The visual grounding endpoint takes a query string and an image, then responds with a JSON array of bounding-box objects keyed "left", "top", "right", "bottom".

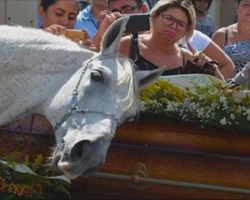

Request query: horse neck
[
  {"left": 0, "top": 26, "right": 95, "bottom": 125},
  {"left": 0, "top": 26, "right": 95, "bottom": 75}
]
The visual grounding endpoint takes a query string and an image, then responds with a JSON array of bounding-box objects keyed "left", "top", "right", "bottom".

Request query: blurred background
[{"left": 0, "top": 0, "right": 237, "bottom": 30}]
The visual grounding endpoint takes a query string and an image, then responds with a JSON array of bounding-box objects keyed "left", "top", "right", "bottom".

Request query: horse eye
[{"left": 91, "top": 70, "right": 103, "bottom": 82}]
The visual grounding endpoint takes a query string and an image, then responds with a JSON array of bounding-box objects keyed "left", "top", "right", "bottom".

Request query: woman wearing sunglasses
[
  {"left": 108, "top": 0, "right": 148, "bottom": 14},
  {"left": 119, "top": 0, "right": 224, "bottom": 79}
]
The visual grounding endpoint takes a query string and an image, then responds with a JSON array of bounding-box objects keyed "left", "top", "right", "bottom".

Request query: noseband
[{"left": 55, "top": 58, "right": 119, "bottom": 130}]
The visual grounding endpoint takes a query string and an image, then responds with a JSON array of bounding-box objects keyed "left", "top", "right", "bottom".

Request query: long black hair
[{"left": 40, "top": 0, "right": 79, "bottom": 12}]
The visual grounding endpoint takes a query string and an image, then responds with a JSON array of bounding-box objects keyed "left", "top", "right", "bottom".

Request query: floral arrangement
[
  {"left": 139, "top": 76, "right": 250, "bottom": 132},
  {"left": 0, "top": 153, "right": 71, "bottom": 200}
]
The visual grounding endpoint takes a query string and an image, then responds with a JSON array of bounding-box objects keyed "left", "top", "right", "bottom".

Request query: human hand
[
  {"left": 60, "top": 29, "right": 89, "bottom": 42},
  {"left": 43, "top": 24, "right": 66, "bottom": 35},
  {"left": 187, "top": 42, "right": 211, "bottom": 66},
  {"left": 187, "top": 42, "right": 224, "bottom": 80},
  {"left": 93, "top": 11, "right": 122, "bottom": 52},
  {"left": 97, "top": 11, "right": 122, "bottom": 34},
  {"left": 81, "top": 39, "right": 98, "bottom": 52}
]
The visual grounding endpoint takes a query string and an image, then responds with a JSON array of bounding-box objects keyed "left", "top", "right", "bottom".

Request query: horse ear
[
  {"left": 135, "top": 67, "right": 166, "bottom": 90},
  {"left": 100, "top": 16, "right": 129, "bottom": 56}
]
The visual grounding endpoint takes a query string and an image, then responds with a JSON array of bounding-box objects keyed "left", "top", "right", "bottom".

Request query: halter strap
[
  {"left": 55, "top": 107, "right": 118, "bottom": 130},
  {"left": 55, "top": 58, "right": 119, "bottom": 130}
]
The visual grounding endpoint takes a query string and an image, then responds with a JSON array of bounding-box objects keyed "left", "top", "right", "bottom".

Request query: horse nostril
[{"left": 70, "top": 140, "right": 90, "bottom": 162}]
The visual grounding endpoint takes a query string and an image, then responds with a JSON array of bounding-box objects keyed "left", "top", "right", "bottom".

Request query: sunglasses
[{"left": 111, "top": 5, "right": 140, "bottom": 14}]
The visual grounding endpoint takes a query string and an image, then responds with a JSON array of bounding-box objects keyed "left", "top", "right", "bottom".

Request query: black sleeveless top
[{"left": 129, "top": 36, "right": 184, "bottom": 76}]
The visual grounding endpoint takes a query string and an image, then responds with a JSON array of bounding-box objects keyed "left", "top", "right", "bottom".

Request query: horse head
[{"left": 48, "top": 17, "right": 165, "bottom": 179}]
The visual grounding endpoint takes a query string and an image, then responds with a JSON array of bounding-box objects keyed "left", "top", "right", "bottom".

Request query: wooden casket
[
  {"left": 68, "top": 117, "right": 250, "bottom": 200},
  {"left": 3, "top": 115, "right": 249, "bottom": 200}
]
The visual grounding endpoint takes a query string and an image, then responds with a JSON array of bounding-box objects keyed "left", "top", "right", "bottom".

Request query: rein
[{"left": 55, "top": 58, "right": 119, "bottom": 130}]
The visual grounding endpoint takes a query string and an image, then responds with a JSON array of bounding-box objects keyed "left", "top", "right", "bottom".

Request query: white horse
[
  {"left": 232, "top": 62, "right": 250, "bottom": 88},
  {"left": 0, "top": 17, "right": 165, "bottom": 179}
]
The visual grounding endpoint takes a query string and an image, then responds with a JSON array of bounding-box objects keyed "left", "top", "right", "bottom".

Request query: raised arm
[
  {"left": 203, "top": 39, "right": 234, "bottom": 80},
  {"left": 92, "top": 11, "right": 121, "bottom": 52}
]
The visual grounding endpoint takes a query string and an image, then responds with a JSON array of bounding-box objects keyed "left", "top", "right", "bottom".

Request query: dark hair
[
  {"left": 107, "top": 0, "right": 144, "bottom": 8},
  {"left": 191, "top": 0, "right": 213, "bottom": 11},
  {"left": 40, "top": 0, "right": 79, "bottom": 12},
  {"left": 237, "top": 0, "right": 242, "bottom": 5}
]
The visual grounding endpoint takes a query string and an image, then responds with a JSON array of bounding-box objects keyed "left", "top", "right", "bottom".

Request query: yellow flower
[
  {"left": 0, "top": 176, "right": 6, "bottom": 192},
  {"left": 159, "top": 97, "right": 169, "bottom": 104},
  {"left": 139, "top": 78, "right": 250, "bottom": 131}
]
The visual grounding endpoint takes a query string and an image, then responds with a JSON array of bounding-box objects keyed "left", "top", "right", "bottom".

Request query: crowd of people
[{"left": 37, "top": 0, "right": 250, "bottom": 87}]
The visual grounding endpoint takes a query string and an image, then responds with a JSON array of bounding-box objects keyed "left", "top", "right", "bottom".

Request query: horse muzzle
[{"left": 53, "top": 132, "right": 112, "bottom": 179}]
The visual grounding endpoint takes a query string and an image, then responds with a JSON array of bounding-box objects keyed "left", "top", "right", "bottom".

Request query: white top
[{"left": 180, "top": 30, "right": 211, "bottom": 52}]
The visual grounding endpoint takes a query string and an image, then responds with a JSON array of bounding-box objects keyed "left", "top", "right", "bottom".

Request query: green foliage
[{"left": 0, "top": 154, "right": 71, "bottom": 200}]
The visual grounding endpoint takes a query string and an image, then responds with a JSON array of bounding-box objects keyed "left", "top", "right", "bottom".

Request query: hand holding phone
[
  {"left": 124, "top": 13, "right": 150, "bottom": 33},
  {"left": 60, "top": 29, "right": 89, "bottom": 42}
]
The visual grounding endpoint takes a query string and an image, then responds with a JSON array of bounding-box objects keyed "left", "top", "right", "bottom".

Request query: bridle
[{"left": 54, "top": 58, "right": 119, "bottom": 130}]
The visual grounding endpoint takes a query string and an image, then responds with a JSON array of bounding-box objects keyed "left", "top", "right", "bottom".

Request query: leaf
[
  {"left": 0, "top": 160, "right": 71, "bottom": 183},
  {"left": 0, "top": 160, "right": 36, "bottom": 175}
]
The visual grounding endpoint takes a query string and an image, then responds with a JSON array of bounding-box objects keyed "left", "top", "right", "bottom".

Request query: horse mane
[{"left": 117, "top": 56, "right": 139, "bottom": 117}]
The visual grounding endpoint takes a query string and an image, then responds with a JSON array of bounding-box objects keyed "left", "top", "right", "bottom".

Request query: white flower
[
  {"left": 248, "top": 115, "right": 250, "bottom": 121},
  {"left": 220, "top": 96, "right": 226, "bottom": 102},
  {"left": 223, "top": 102, "right": 228, "bottom": 109},
  {"left": 197, "top": 107, "right": 204, "bottom": 118},
  {"left": 166, "top": 103, "right": 175, "bottom": 112},
  {"left": 220, "top": 117, "right": 227, "bottom": 125},
  {"left": 210, "top": 102, "right": 218, "bottom": 109}
]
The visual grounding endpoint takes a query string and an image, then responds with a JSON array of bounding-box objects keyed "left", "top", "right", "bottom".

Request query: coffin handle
[{"left": 127, "top": 162, "right": 152, "bottom": 190}]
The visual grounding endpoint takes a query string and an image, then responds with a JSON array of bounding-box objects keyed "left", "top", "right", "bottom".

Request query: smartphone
[
  {"left": 124, "top": 13, "right": 150, "bottom": 33},
  {"left": 60, "top": 29, "right": 88, "bottom": 42}
]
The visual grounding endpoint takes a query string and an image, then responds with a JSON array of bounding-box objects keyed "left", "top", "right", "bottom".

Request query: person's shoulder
[
  {"left": 121, "top": 34, "right": 132, "bottom": 43},
  {"left": 215, "top": 24, "right": 234, "bottom": 35},
  {"left": 206, "top": 14, "right": 215, "bottom": 20},
  {"left": 212, "top": 26, "right": 231, "bottom": 47},
  {"left": 74, "top": 17, "right": 93, "bottom": 29},
  {"left": 74, "top": 6, "right": 97, "bottom": 30},
  {"left": 77, "top": 5, "right": 92, "bottom": 19},
  {"left": 120, "top": 34, "right": 134, "bottom": 57},
  {"left": 212, "top": 26, "right": 229, "bottom": 38},
  {"left": 190, "top": 30, "right": 211, "bottom": 51},
  {"left": 120, "top": 33, "right": 148, "bottom": 57}
]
